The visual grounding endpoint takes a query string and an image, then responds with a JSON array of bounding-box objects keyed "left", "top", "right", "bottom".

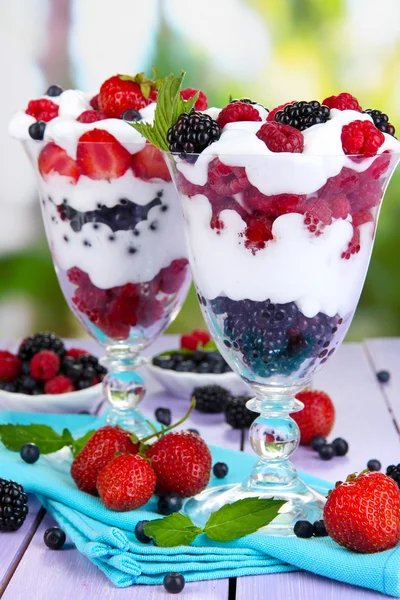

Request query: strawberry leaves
[{"left": 0, "top": 424, "right": 95, "bottom": 457}]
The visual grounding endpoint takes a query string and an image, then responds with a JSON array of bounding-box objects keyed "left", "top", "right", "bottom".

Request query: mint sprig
[
  {"left": 143, "top": 497, "right": 285, "bottom": 547},
  {"left": 0, "top": 424, "right": 95, "bottom": 457},
  {"left": 130, "top": 72, "right": 198, "bottom": 151}
]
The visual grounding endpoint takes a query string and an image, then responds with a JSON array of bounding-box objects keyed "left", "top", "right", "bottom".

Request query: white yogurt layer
[{"left": 183, "top": 194, "right": 375, "bottom": 318}]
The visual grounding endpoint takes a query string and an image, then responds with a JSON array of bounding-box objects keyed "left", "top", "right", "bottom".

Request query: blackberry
[
  {"left": 386, "top": 464, "right": 400, "bottom": 488},
  {"left": 0, "top": 478, "right": 29, "bottom": 531},
  {"left": 364, "top": 109, "right": 396, "bottom": 136},
  {"left": 18, "top": 332, "right": 65, "bottom": 361},
  {"left": 231, "top": 98, "right": 268, "bottom": 111},
  {"left": 167, "top": 110, "right": 221, "bottom": 158},
  {"left": 224, "top": 395, "right": 254, "bottom": 429},
  {"left": 193, "top": 385, "right": 231, "bottom": 414},
  {"left": 16, "top": 375, "right": 40, "bottom": 395},
  {"left": 274, "top": 101, "right": 330, "bottom": 131}
]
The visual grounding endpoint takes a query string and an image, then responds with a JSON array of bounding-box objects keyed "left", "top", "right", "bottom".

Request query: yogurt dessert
[
  {"left": 165, "top": 92, "right": 400, "bottom": 384},
  {"left": 9, "top": 74, "right": 207, "bottom": 343}
]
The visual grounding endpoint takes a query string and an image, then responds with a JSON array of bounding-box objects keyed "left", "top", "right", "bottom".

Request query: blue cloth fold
[{"left": 1, "top": 411, "right": 399, "bottom": 596}]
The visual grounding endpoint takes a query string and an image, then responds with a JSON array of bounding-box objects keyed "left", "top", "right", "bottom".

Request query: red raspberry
[
  {"left": 210, "top": 197, "right": 247, "bottom": 231},
  {"left": 244, "top": 213, "right": 274, "bottom": 252},
  {"left": 96, "top": 318, "right": 130, "bottom": 340},
  {"left": 349, "top": 179, "right": 382, "bottom": 211},
  {"left": 137, "top": 298, "right": 164, "bottom": 328},
  {"left": 267, "top": 101, "right": 296, "bottom": 122},
  {"left": 30, "top": 350, "right": 60, "bottom": 381},
  {"left": 89, "top": 94, "right": 100, "bottom": 110},
  {"left": 341, "top": 120, "right": 384, "bottom": 157},
  {"left": 180, "top": 88, "right": 208, "bottom": 111},
  {"left": 67, "top": 267, "right": 91, "bottom": 286},
  {"left": 208, "top": 159, "right": 251, "bottom": 195},
  {"left": 361, "top": 151, "right": 391, "bottom": 181},
  {"left": 352, "top": 208, "right": 373, "bottom": 228},
  {"left": 217, "top": 102, "right": 261, "bottom": 129},
  {"left": 159, "top": 259, "right": 189, "bottom": 294},
  {"left": 26, "top": 99, "right": 59, "bottom": 122},
  {"left": 342, "top": 226, "right": 360, "bottom": 260},
  {"left": 320, "top": 167, "right": 360, "bottom": 198},
  {"left": 107, "top": 295, "right": 139, "bottom": 327},
  {"left": 73, "top": 284, "right": 109, "bottom": 322},
  {"left": 304, "top": 198, "right": 332, "bottom": 234},
  {"left": 244, "top": 187, "right": 304, "bottom": 216},
  {"left": 256, "top": 122, "right": 304, "bottom": 153},
  {"left": 0, "top": 351, "right": 21, "bottom": 381},
  {"left": 322, "top": 93, "right": 362, "bottom": 112},
  {"left": 77, "top": 110, "right": 108, "bottom": 123},
  {"left": 66, "top": 348, "right": 89, "bottom": 358},
  {"left": 45, "top": 375, "right": 75, "bottom": 394},
  {"left": 330, "top": 194, "right": 351, "bottom": 219},
  {"left": 181, "top": 334, "right": 198, "bottom": 351},
  {"left": 192, "top": 330, "right": 211, "bottom": 345}
]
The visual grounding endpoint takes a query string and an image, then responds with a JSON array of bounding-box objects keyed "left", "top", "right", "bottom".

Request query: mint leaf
[
  {"left": 155, "top": 348, "right": 194, "bottom": 359},
  {"left": 131, "top": 72, "right": 198, "bottom": 151},
  {"left": 71, "top": 430, "right": 95, "bottom": 457},
  {"left": 204, "top": 498, "right": 286, "bottom": 542},
  {"left": 0, "top": 424, "right": 66, "bottom": 454},
  {"left": 202, "top": 341, "right": 218, "bottom": 352},
  {"left": 143, "top": 513, "right": 202, "bottom": 547}
]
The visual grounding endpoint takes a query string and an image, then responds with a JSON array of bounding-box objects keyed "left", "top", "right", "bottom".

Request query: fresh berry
[
  {"left": 244, "top": 187, "right": 304, "bottom": 216},
  {"left": 76, "top": 110, "right": 107, "bottom": 123},
  {"left": 46, "top": 85, "right": 63, "bottom": 97},
  {"left": 318, "top": 444, "right": 335, "bottom": 460},
  {"left": 193, "top": 385, "right": 231, "bottom": 414},
  {"left": 180, "top": 335, "right": 198, "bottom": 351},
  {"left": 98, "top": 73, "right": 158, "bottom": 118},
  {"left": 20, "top": 443, "right": 40, "bottom": 464},
  {"left": 44, "top": 375, "right": 74, "bottom": 394},
  {"left": 17, "top": 375, "right": 42, "bottom": 395},
  {"left": 131, "top": 144, "right": 171, "bottom": 181},
  {"left": 386, "top": 464, "right": 400, "bottom": 488},
  {"left": 167, "top": 111, "right": 221, "bottom": 157},
  {"left": 256, "top": 122, "right": 304, "bottom": 153},
  {"left": 187, "top": 428, "right": 200, "bottom": 435},
  {"left": 363, "top": 152, "right": 391, "bottom": 180},
  {"left": 367, "top": 459, "right": 381, "bottom": 472},
  {"left": 121, "top": 109, "right": 141, "bottom": 121},
  {"left": 303, "top": 197, "right": 332, "bottom": 234},
  {"left": 157, "top": 492, "right": 183, "bottom": 515},
  {"left": 324, "top": 471, "right": 400, "bottom": 553},
  {"left": 330, "top": 194, "right": 351, "bottom": 219},
  {"left": 155, "top": 407, "right": 171, "bottom": 426},
  {"left": 159, "top": 259, "right": 189, "bottom": 294},
  {"left": 0, "top": 479, "right": 28, "bottom": 531},
  {"left": 341, "top": 120, "right": 384, "bottom": 157},
  {"left": 376, "top": 370, "right": 390, "bottom": 383},
  {"left": 224, "top": 396, "right": 255, "bottom": 429},
  {"left": 0, "top": 350, "right": 21, "bottom": 381},
  {"left": 147, "top": 431, "right": 211, "bottom": 497},
  {"left": 244, "top": 213, "right": 274, "bottom": 252},
  {"left": 163, "top": 572, "right": 185, "bottom": 594},
  {"left": 28, "top": 120, "right": 46, "bottom": 140},
  {"left": 213, "top": 462, "right": 228, "bottom": 479},
  {"left": 30, "top": 350, "right": 60, "bottom": 381},
  {"left": 19, "top": 333, "right": 65, "bottom": 360},
  {"left": 90, "top": 94, "right": 100, "bottom": 110},
  {"left": 208, "top": 158, "right": 250, "bottom": 195},
  {"left": 38, "top": 143, "right": 80, "bottom": 183},
  {"left": 313, "top": 520, "right": 328, "bottom": 537},
  {"left": 310, "top": 435, "right": 327, "bottom": 451},
  {"left": 267, "top": 101, "right": 296, "bottom": 122},
  {"left": 44, "top": 527, "right": 66, "bottom": 549},
  {"left": 322, "top": 93, "right": 362, "bottom": 112},
  {"left": 66, "top": 348, "right": 89, "bottom": 359},
  {"left": 77, "top": 129, "right": 131, "bottom": 180},
  {"left": 134, "top": 520, "right": 151, "bottom": 544},
  {"left": 71, "top": 426, "right": 139, "bottom": 495},
  {"left": 364, "top": 109, "right": 396, "bottom": 136},
  {"left": 180, "top": 88, "right": 208, "bottom": 111},
  {"left": 294, "top": 520, "right": 314, "bottom": 538},
  {"left": 26, "top": 98, "right": 59, "bottom": 122},
  {"left": 217, "top": 102, "right": 262, "bottom": 129},
  {"left": 192, "top": 330, "right": 211, "bottom": 346},
  {"left": 274, "top": 101, "right": 330, "bottom": 131},
  {"left": 332, "top": 437, "right": 349, "bottom": 457},
  {"left": 352, "top": 208, "right": 373, "bottom": 228},
  {"left": 293, "top": 390, "right": 335, "bottom": 445},
  {"left": 97, "top": 454, "right": 156, "bottom": 511}
]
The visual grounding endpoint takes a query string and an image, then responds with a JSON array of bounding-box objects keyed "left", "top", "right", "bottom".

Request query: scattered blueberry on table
[
  {"left": 134, "top": 520, "right": 152, "bottom": 544},
  {"left": 376, "top": 370, "right": 390, "bottom": 383},
  {"left": 0, "top": 479, "right": 28, "bottom": 531},
  {"left": 163, "top": 572, "right": 185, "bottom": 594},
  {"left": 318, "top": 444, "right": 335, "bottom": 460},
  {"left": 331, "top": 438, "right": 349, "bottom": 457},
  {"left": 155, "top": 407, "right": 172, "bottom": 426},
  {"left": 310, "top": 435, "right": 327, "bottom": 451},
  {"left": 20, "top": 443, "right": 40, "bottom": 464},
  {"left": 158, "top": 492, "right": 183, "bottom": 515},
  {"left": 187, "top": 428, "right": 200, "bottom": 435},
  {"left": 213, "top": 462, "right": 229, "bottom": 479},
  {"left": 294, "top": 519, "right": 328, "bottom": 538},
  {"left": 44, "top": 527, "right": 66, "bottom": 550},
  {"left": 310, "top": 435, "right": 349, "bottom": 461}
]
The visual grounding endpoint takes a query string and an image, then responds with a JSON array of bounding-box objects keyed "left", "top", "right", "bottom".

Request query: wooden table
[{"left": 1, "top": 336, "right": 399, "bottom": 600}]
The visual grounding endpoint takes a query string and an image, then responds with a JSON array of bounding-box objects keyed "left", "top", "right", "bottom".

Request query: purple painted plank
[
  {"left": 0, "top": 495, "right": 44, "bottom": 595},
  {"left": 2, "top": 513, "right": 229, "bottom": 600}
]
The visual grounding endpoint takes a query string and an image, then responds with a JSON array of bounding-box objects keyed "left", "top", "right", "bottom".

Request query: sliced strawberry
[
  {"left": 131, "top": 144, "right": 171, "bottom": 181},
  {"left": 38, "top": 143, "right": 80, "bottom": 183},
  {"left": 76, "top": 129, "right": 131, "bottom": 181}
]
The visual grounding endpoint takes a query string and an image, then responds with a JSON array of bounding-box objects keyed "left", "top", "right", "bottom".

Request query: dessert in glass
[
  {"left": 165, "top": 93, "right": 400, "bottom": 530},
  {"left": 8, "top": 74, "right": 208, "bottom": 436}
]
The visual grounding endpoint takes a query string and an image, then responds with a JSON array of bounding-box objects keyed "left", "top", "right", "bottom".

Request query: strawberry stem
[{"left": 135, "top": 398, "right": 196, "bottom": 445}]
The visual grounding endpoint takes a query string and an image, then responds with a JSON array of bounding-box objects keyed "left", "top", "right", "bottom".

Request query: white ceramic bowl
[
  {"left": 0, "top": 382, "right": 103, "bottom": 414},
  {"left": 147, "top": 363, "right": 250, "bottom": 400}
]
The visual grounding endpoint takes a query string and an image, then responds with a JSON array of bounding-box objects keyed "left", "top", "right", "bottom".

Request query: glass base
[
  {"left": 183, "top": 478, "right": 326, "bottom": 534},
  {"left": 106, "top": 407, "right": 154, "bottom": 438}
]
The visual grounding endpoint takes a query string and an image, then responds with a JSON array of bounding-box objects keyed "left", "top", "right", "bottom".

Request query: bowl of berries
[
  {"left": 0, "top": 332, "right": 105, "bottom": 414},
  {"left": 147, "top": 329, "right": 249, "bottom": 399}
]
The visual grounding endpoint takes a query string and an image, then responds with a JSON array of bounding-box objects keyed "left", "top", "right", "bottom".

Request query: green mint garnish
[
  {"left": 0, "top": 424, "right": 95, "bottom": 457},
  {"left": 130, "top": 72, "right": 198, "bottom": 151},
  {"left": 143, "top": 497, "right": 285, "bottom": 547}
]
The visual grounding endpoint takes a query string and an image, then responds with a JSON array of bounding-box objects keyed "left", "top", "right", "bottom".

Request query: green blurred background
[{"left": 1, "top": 0, "right": 399, "bottom": 340}]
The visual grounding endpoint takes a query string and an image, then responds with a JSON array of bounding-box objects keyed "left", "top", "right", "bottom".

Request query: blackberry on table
[
  {"left": 364, "top": 109, "right": 396, "bottom": 136},
  {"left": 167, "top": 110, "right": 221, "bottom": 158},
  {"left": 193, "top": 385, "right": 231, "bottom": 414},
  {"left": 18, "top": 332, "right": 65, "bottom": 361},
  {"left": 0, "top": 478, "right": 29, "bottom": 531},
  {"left": 386, "top": 464, "right": 400, "bottom": 488},
  {"left": 274, "top": 101, "right": 330, "bottom": 131},
  {"left": 225, "top": 395, "right": 254, "bottom": 429}
]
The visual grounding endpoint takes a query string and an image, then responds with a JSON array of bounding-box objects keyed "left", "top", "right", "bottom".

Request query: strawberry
[
  {"left": 97, "top": 454, "right": 156, "bottom": 511},
  {"left": 131, "top": 144, "right": 171, "bottom": 181},
  {"left": 76, "top": 129, "right": 132, "bottom": 180},
  {"left": 38, "top": 143, "right": 80, "bottom": 183},
  {"left": 324, "top": 471, "right": 400, "bottom": 553},
  {"left": 70, "top": 426, "right": 139, "bottom": 495},
  {"left": 180, "top": 334, "right": 198, "bottom": 352},
  {"left": 180, "top": 88, "right": 208, "bottom": 111},
  {"left": 293, "top": 390, "right": 335, "bottom": 446},
  {"left": 98, "top": 73, "right": 158, "bottom": 118},
  {"left": 192, "top": 330, "right": 211, "bottom": 346},
  {"left": 147, "top": 431, "right": 211, "bottom": 497}
]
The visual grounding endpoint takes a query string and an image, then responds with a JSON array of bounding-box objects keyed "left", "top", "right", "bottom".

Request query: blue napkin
[{"left": 0, "top": 411, "right": 399, "bottom": 596}]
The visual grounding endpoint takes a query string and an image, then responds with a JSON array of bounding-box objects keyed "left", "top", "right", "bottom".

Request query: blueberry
[
  {"left": 193, "top": 350, "right": 206, "bottom": 364},
  {"left": 155, "top": 407, "right": 171, "bottom": 426},
  {"left": 294, "top": 520, "right": 314, "bottom": 538},
  {"left": 187, "top": 428, "right": 200, "bottom": 435},
  {"left": 134, "top": 520, "right": 151, "bottom": 544},
  {"left": 121, "top": 109, "right": 141, "bottom": 121},
  {"left": 318, "top": 444, "right": 335, "bottom": 460},
  {"left": 20, "top": 443, "right": 40, "bottom": 464},
  {"left": 313, "top": 520, "right": 328, "bottom": 537},
  {"left": 367, "top": 459, "right": 381, "bottom": 471},
  {"left": 45, "top": 85, "right": 63, "bottom": 97},
  {"left": 28, "top": 120, "right": 46, "bottom": 140},
  {"left": 332, "top": 438, "right": 349, "bottom": 457},
  {"left": 175, "top": 361, "right": 195, "bottom": 372},
  {"left": 196, "top": 361, "right": 211, "bottom": 373},
  {"left": 163, "top": 572, "right": 185, "bottom": 594},
  {"left": 21, "top": 362, "right": 31, "bottom": 375},
  {"left": 44, "top": 527, "right": 66, "bottom": 549},
  {"left": 76, "top": 378, "right": 93, "bottom": 390},
  {"left": 310, "top": 435, "right": 327, "bottom": 451},
  {"left": 213, "top": 462, "right": 229, "bottom": 479},
  {"left": 377, "top": 370, "right": 390, "bottom": 383},
  {"left": 153, "top": 356, "right": 174, "bottom": 369},
  {"left": 158, "top": 493, "right": 182, "bottom": 516},
  {"left": 18, "top": 375, "right": 38, "bottom": 394},
  {"left": 1, "top": 381, "right": 17, "bottom": 393}
]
